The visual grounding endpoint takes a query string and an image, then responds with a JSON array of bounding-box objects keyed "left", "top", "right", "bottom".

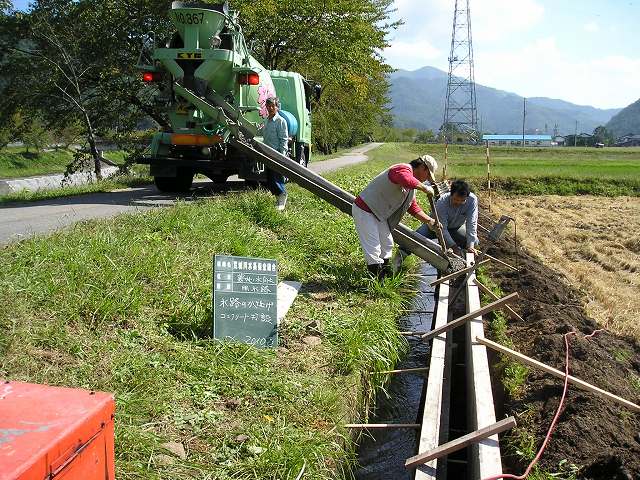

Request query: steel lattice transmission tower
[{"left": 441, "top": 0, "right": 478, "bottom": 143}]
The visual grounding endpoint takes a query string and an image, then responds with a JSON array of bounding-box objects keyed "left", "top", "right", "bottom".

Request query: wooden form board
[
  {"left": 415, "top": 279, "right": 450, "bottom": 480},
  {"left": 465, "top": 252, "right": 504, "bottom": 478},
  {"left": 420, "top": 292, "right": 518, "bottom": 341},
  {"left": 406, "top": 416, "right": 516, "bottom": 469}
]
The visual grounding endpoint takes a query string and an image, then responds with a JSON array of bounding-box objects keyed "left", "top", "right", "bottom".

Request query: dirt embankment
[
  {"left": 491, "top": 195, "right": 640, "bottom": 340},
  {"left": 480, "top": 208, "right": 640, "bottom": 479}
]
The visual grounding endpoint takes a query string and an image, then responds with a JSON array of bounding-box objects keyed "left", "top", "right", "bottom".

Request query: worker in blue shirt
[
  {"left": 393, "top": 179, "right": 479, "bottom": 270},
  {"left": 262, "top": 97, "right": 289, "bottom": 211}
]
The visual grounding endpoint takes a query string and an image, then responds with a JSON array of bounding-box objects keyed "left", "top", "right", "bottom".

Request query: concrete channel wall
[
  {"left": 465, "top": 253, "right": 503, "bottom": 478},
  {"left": 0, "top": 166, "right": 119, "bottom": 195}
]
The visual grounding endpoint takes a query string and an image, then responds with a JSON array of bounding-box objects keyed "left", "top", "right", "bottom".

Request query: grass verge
[
  {"left": 0, "top": 151, "right": 416, "bottom": 478},
  {"left": 0, "top": 146, "right": 126, "bottom": 178}
]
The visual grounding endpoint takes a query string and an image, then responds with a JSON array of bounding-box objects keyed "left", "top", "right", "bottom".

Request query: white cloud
[
  {"left": 475, "top": 37, "right": 640, "bottom": 108},
  {"left": 384, "top": 40, "right": 442, "bottom": 71},
  {"left": 583, "top": 21, "right": 600, "bottom": 33},
  {"left": 472, "top": 0, "right": 545, "bottom": 42},
  {"left": 384, "top": 0, "right": 546, "bottom": 71},
  {"left": 384, "top": 1, "right": 638, "bottom": 108}
]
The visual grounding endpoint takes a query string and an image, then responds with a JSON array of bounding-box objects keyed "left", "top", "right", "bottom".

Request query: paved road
[{"left": 0, "top": 143, "right": 382, "bottom": 245}]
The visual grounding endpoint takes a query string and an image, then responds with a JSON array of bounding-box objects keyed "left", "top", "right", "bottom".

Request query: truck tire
[
  {"left": 211, "top": 174, "right": 229, "bottom": 184},
  {"left": 154, "top": 168, "right": 194, "bottom": 192}
]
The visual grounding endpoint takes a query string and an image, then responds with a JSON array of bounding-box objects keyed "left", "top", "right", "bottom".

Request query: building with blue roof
[{"left": 482, "top": 134, "right": 554, "bottom": 147}]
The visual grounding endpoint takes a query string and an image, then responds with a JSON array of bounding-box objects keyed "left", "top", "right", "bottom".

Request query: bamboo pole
[
  {"left": 474, "top": 280, "right": 524, "bottom": 322},
  {"left": 485, "top": 140, "right": 492, "bottom": 212},
  {"left": 420, "top": 293, "right": 519, "bottom": 341},
  {"left": 477, "top": 337, "right": 640, "bottom": 413},
  {"left": 478, "top": 252, "right": 518, "bottom": 272},
  {"left": 430, "top": 259, "right": 491, "bottom": 287},
  {"left": 405, "top": 417, "right": 516, "bottom": 469},
  {"left": 345, "top": 423, "right": 421, "bottom": 429},
  {"left": 376, "top": 367, "right": 430, "bottom": 375}
]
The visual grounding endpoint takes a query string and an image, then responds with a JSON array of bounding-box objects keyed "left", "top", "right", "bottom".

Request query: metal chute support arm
[{"left": 175, "top": 82, "right": 454, "bottom": 272}]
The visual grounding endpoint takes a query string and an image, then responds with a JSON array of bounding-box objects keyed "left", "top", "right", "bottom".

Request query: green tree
[
  {"left": 0, "top": 0, "right": 172, "bottom": 176},
  {"left": 415, "top": 129, "right": 435, "bottom": 143},
  {"left": 54, "top": 121, "right": 83, "bottom": 150},
  {"left": 22, "top": 117, "right": 52, "bottom": 153},
  {"left": 593, "top": 125, "right": 614, "bottom": 145},
  {"left": 231, "top": 0, "right": 398, "bottom": 152}
]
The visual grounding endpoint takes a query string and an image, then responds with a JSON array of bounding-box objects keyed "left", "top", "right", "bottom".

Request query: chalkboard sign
[{"left": 213, "top": 255, "right": 278, "bottom": 348}]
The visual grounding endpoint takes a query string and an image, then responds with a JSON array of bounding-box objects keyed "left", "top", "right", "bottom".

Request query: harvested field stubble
[
  {"left": 492, "top": 195, "right": 640, "bottom": 340},
  {"left": 480, "top": 212, "right": 640, "bottom": 479}
]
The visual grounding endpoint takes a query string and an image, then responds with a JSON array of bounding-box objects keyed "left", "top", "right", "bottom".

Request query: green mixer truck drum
[{"left": 139, "top": 1, "right": 316, "bottom": 192}]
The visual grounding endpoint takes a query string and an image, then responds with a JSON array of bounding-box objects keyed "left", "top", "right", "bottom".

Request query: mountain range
[
  {"left": 605, "top": 98, "right": 640, "bottom": 137},
  {"left": 388, "top": 66, "right": 623, "bottom": 136}
]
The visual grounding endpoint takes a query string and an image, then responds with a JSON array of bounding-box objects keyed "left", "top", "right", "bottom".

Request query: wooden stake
[
  {"left": 345, "top": 423, "right": 421, "bottom": 429},
  {"left": 443, "top": 142, "right": 448, "bottom": 179},
  {"left": 485, "top": 140, "right": 492, "bottom": 213},
  {"left": 430, "top": 260, "right": 491, "bottom": 287},
  {"left": 474, "top": 281, "right": 524, "bottom": 322},
  {"left": 421, "top": 293, "right": 519, "bottom": 341},
  {"left": 376, "top": 367, "right": 430, "bottom": 375},
  {"left": 477, "top": 337, "right": 640, "bottom": 413},
  {"left": 405, "top": 416, "right": 516, "bottom": 469}
]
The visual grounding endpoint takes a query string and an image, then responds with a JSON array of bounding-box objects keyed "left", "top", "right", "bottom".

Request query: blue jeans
[{"left": 266, "top": 169, "right": 286, "bottom": 196}]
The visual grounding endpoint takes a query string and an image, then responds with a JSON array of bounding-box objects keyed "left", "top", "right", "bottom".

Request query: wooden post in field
[
  {"left": 485, "top": 140, "right": 491, "bottom": 212},
  {"left": 443, "top": 142, "right": 448, "bottom": 179}
]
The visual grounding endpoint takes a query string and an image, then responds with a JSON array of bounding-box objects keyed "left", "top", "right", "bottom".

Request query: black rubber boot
[
  {"left": 367, "top": 263, "right": 381, "bottom": 278},
  {"left": 381, "top": 259, "right": 392, "bottom": 279}
]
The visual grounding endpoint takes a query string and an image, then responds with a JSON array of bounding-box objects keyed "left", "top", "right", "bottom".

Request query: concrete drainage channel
[
  {"left": 354, "top": 253, "right": 505, "bottom": 479},
  {"left": 0, "top": 165, "right": 119, "bottom": 195}
]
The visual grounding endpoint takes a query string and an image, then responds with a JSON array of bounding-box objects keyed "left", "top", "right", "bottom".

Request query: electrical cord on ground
[{"left": 482, "top": 329, "right": 604, "bottom": 480}]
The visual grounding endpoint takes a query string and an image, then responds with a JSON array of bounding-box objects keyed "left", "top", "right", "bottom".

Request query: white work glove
[{"left": 422, "top": 184, "right": 435, "bottom": 197}]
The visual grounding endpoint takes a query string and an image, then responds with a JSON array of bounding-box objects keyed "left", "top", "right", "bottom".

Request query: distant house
[
  {"left": 481, "top": 134, "right": 554, "bottom": 147},
  {"left": 614, "top": 134, "right": 640, "bottom": 147}
]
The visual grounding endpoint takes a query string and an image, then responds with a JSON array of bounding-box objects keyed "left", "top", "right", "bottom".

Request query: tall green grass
[
  {"left": 0, "top": 146, "right": 127, "bottom": 178},
  {"left": 0, "top": 151, "right": 416, "bottom": 478}
]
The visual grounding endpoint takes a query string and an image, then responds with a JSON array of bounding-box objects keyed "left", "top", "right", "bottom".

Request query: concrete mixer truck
[
  {"left": 136, "top": 1, "right": 321, "bottom": 192},
  {"left": 135, "top": 1, "right": 460, "bottom": 273}
]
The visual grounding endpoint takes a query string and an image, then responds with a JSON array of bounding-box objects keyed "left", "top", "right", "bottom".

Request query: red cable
[{"left": 482, "top": 329, "right": 603, "bottom": 480}]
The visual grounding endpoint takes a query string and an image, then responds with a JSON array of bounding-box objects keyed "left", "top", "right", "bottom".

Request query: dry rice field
[{"left": 492, "top": 195, "right": 640, "bottom": 340}]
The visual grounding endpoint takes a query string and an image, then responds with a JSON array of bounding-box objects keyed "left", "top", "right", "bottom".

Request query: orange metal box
[{"left": 0, "top": 381, "right": 115, "bottom": 480}]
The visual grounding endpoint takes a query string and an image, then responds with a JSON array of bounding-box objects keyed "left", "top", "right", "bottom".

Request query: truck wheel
[
  {"left": 154, "top": 169, "right": 193, "bottom": 192},
  {"left": 211, "top": 174, "right": 228, "bottom": 184}
]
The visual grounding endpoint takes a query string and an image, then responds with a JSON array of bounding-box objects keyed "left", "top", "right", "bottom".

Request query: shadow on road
[{"left": 0, "top": 180, "right": 252, "bottom": 210}]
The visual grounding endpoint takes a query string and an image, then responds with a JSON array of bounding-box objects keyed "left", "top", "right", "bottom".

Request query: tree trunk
[{"left": 82, "top": 111, "right": 102, "bottom": 180}]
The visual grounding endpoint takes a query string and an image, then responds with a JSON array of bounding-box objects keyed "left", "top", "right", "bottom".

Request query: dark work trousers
[{"left": 266, "top": 168, "right": 286, "bottom": 196}]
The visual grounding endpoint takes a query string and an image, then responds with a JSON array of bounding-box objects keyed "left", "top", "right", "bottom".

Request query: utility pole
[
  {"left": 441, "top": 0, "right": 478, "bottom": 144},
  {"left": 574, "top": 120, "right": 578, "bottom": 147},
  {"left": 521, "top": 97, "right": 526, "bottom": 147}
]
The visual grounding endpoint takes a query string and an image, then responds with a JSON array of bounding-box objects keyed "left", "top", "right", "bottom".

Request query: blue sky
[
  {"left": 385, "top": 0, "right": 640, "bottom": 108},
  {"left": 12, "top": 0, "right": 639, "bottom": 108}
]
